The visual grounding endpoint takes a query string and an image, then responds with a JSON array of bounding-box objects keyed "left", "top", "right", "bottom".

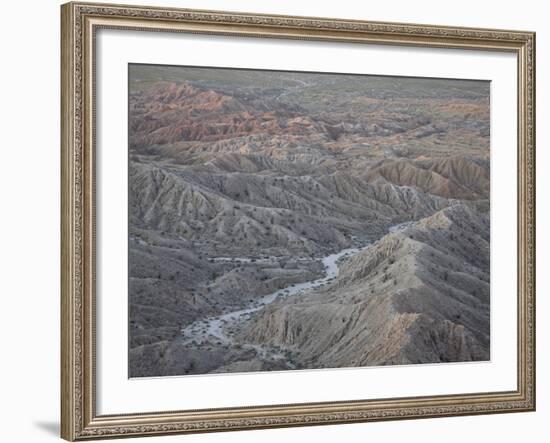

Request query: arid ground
[{"left": 128, "top": 64, "right": 490, "bottom": 377}]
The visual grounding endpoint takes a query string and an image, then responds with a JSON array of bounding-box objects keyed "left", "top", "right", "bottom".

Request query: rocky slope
[{"left": 237, "top": 204, "right": 489, "bottom": 367}]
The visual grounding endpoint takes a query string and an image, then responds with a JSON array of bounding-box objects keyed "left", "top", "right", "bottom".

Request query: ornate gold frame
[{"left": 61, "top": 1, "right": 536, "bottom": 440}]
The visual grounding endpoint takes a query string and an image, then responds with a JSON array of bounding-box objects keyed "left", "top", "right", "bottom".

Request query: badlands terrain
[{"left": 128, "top": 64, "right": 490, "bottom": 377}]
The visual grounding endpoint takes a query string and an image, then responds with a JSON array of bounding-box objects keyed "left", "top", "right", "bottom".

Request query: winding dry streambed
[{"left": 179, "top": 245, "right": 369, "bottom": 363}]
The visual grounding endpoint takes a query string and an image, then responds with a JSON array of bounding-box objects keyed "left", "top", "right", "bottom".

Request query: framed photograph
[{"left": 61, "top": 1, "right": 536, "bottom": 440}]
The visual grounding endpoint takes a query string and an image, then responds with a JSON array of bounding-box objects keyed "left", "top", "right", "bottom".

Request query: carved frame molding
[{"left": 61, "top": 2, "right": 535, "bottom": 440}]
